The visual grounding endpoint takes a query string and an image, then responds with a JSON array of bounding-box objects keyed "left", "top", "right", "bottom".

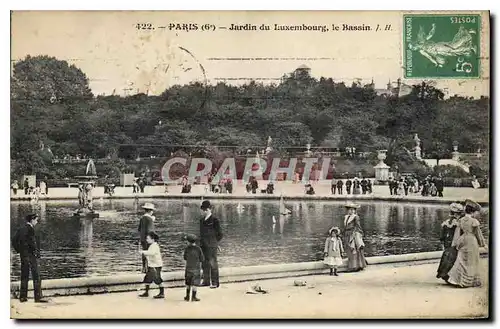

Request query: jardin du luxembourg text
[{"left": 135, "top": 22, "right": 393, "bottom": 33}]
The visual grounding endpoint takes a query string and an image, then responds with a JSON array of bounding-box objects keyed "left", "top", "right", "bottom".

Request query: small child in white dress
[{"left": 323, "top": 227, "right": 344, "bottom": 276}]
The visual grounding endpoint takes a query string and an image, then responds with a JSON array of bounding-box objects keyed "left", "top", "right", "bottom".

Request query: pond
[{"left": 10, "top": 199, "right": 490, "bottom": 280}]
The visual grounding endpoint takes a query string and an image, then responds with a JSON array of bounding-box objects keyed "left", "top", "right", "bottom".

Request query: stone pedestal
[
  {"left": 374, "top": 150, "right": 391, "bottom": 184},
  {"left": 452, "top": 151, "right": 460, "bottom": 161},
  {"left": 120, "top": 173, "right": 136, "bottom": 187},
  {"left": 374, "top": 163, "right": 390, "bottom": 183}
]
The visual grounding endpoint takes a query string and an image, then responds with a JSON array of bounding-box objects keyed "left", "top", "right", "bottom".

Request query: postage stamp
[{"left": 403, "top": 14, "right": 481, "bottom": 78}]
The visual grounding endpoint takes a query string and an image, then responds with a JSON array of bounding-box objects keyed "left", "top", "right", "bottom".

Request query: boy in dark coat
[{"left": 183, "top": 234, "right": 205, "bottom": 301}]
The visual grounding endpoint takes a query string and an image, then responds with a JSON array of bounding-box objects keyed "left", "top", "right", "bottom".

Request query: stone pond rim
[{"left": 10, "top": 194, "right": 490, "bottom": 206}]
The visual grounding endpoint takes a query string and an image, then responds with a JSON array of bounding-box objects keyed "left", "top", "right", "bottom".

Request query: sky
[{"left": 11, "top": 11, "right": 490, "bottom": 98}]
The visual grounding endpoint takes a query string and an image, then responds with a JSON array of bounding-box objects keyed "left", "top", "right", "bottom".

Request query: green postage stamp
[{"left": 403, "top": 14, "right": 481, "bottom": 79}]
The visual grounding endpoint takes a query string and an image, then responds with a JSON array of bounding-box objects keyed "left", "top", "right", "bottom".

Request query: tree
[
  {"left": 11, "top": 55, "right": 93, "bottom": 102},
  {"left": 10, "top": 58, "right": 490, "bottom": 179}
]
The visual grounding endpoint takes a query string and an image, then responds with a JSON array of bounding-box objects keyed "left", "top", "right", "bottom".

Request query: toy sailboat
[{"left": 279, "top": 195, "right": 291, "bottom": 215}]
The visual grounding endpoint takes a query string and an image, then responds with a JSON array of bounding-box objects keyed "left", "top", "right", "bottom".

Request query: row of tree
[{"left": 11, "top": 55, "right": 489, "bottom": 178}]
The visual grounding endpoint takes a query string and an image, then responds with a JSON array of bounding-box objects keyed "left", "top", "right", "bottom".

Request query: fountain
[
  {"left": 373, "top": 150, "right": 390, "bottom": 184},
  {"left": 73, "top": 159, "right": 99, "bottom": 218}
]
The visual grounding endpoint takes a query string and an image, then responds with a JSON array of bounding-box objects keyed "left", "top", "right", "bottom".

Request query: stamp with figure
[{"left": 403, "top": 14, "right": 481, "bottom": 79}]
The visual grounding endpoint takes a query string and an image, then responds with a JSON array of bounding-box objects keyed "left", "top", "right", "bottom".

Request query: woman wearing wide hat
[
  {"left": 446, "top": 199, "right": 486, "bottom": 288},
  {"left": 342, "top": 202, "right": 367, "bottom": 272},
  {"left": 138, "top": 202, "right": 156, "bottom": 273},
  {"left": 436, "top": 203, "right": 463, "bottom": 280}
]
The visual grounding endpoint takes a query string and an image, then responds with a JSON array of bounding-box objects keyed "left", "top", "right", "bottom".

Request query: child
[
  {"left": 183, "top": 234, "right": 205, "bottom": 302},
  {"left": 323, "top": 227, "right": 344, "bottom": 276},
  {"left": 11, "top": 180, "right": 18, "bottom": 195},
  {"left": 139, "top": 232, "right": 165, "bottom": 299},
  {"left": 429, "top": 182, "right": 438, "bottom": 197}
]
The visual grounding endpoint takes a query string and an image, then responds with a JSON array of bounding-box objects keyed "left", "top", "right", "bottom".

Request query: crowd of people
[
  {"left": 330, "top": 177, "right": 373, "bottom": 195},
  {"left": 12, "top": 193, "right": 486, "bottom": 305},
  {"left": 388, "top": 175, "right": 445, "bottom": 197},
  {"left": 11, "top": 178, "right": 49, "bottom": 200}
]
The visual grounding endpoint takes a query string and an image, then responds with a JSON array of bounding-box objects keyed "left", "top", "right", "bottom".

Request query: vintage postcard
[{"left": 10, "top": 10, "right": 490, "bottom": 319}]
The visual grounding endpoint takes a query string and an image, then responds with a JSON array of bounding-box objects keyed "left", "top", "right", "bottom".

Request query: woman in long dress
[
  {"left": 342, "top": 203, "right": 367, "bottom": 272},
  {"left": 352, "top": 178, "right": 361, "bottom": 195},
  {"left": 436, "top": 203, "right": 463, "bottom": 280},
  {"left": 446, "top": 199, "right": 486, "bottom": 288}
]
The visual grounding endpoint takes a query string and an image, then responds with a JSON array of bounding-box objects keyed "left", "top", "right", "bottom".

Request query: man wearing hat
[
  {"left": 199, "top": 200, "right": 223, "bottom": 288},
  {"left": 13, "top": 214, "right": 48, "bottom": 303},
  {"left": 138, "top": 203, "right": 156, "bottom": 273},
  {"left": 436, "top": 203, "right": 463, "bottom": 281}
]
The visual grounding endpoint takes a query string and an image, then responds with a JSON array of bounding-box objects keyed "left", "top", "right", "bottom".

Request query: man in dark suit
[
  {"left": 361, "top": 178, "right": 368, "bottom": 194},
  {"left": 336, "top": 179, "right": 344, "bottom": 195},
  {"left": 23, "top": 178, "right": 29, "bottom": 195},
  {"left": 435, "top": 175, "right": 444, "bottom": 197},
  {"left": 199, "top": 200, "right": 223, "bottom": 288},
  {"left": 345, "top": 179, "right": 352, "bottom": 194},
  {"left": 16, "top": 214, "right": 48, "bottom": 303}
]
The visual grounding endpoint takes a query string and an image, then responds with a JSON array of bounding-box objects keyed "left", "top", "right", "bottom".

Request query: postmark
[
  {"left": 132, "top": 32, "right": 209, "bottom": 109},
  {"left": 403, "top": 14, "right": 481, "bottom": 78}
]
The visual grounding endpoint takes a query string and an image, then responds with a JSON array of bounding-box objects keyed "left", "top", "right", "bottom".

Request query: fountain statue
[
  {"left": 305, "top": 143, "right": 312, "bottom": 157},
  {"left": 373, "top": 150, "right": 390, "bottom": 183},
  {"left": 74, "top": 159, "right": 99, "bottom": 218},
  {"left": 265, "top": 136, "right": 273, "bottom": 155},
  {"left": 414, "top": 133, "right": 422, "bottom": 160}
]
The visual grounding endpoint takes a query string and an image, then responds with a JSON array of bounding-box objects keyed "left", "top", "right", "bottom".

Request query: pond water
[{"left": 10, "top": 199, "right": 490, "bottom": 280}]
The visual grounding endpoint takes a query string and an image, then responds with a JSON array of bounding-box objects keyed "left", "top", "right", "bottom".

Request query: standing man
[
  {"left": 23, "top": 178, "right": 29, "bottom": 195},
  {"left": 199, "top": 200, "right": 223, "bottom": 288},
  {"left": 403, "top": 178, "right": 409, "bottom": 196},
  {"left": 435, "top": 175, "right": 444, "bottom": 197},
  {"left": 44, "top": 176, "right": 49, "bottom": 195},
  {"left": 336, "top": 179, "right": 344, "bottom": 195},
  {"left": 331, "top": 177, "right": 337, "bottom": 195},
  {"left": 138, "top": 203, "right": 156, "bottom": 273},
  {"left": 345, "top": 178, "right": 352, "bottom": 195},
  {"left": 13, "top": 214, "right": 48, "bottom": 303},
  {"left": 361, "top": 178, "right": 368, "bottom": 195}
]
